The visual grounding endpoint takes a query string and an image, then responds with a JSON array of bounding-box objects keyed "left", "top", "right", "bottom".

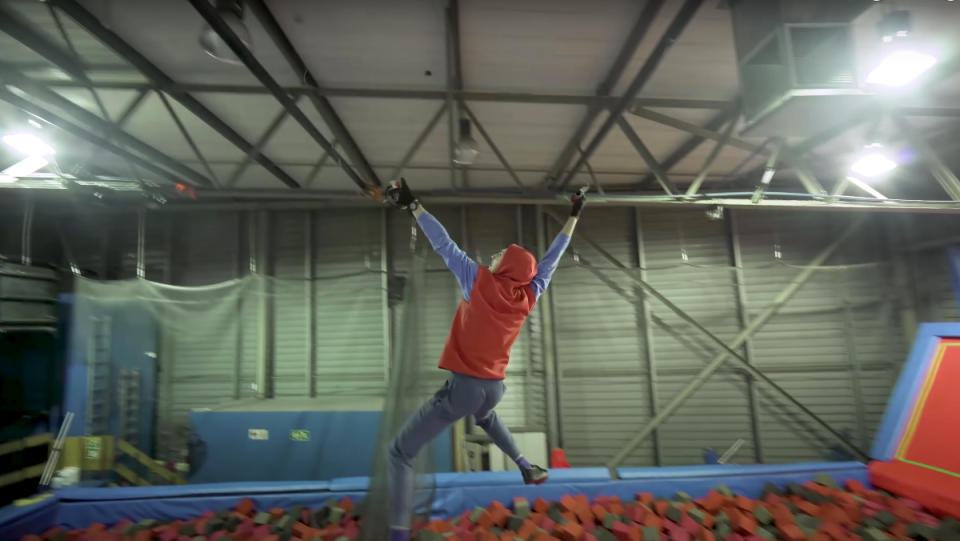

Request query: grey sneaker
[{"left": 521, "top": 465, "right": 549, "bottom": 485}]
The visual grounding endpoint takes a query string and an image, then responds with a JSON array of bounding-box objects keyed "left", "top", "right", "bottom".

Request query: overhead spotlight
[
  {"left": 866, "top": 50, "right": 937, "bottom": 87},
  {"left": 866, "top": 10, "right": 938, "bottom": 87},
  {"left": 199, "top": 0, "right": 252, "bottom": 65},
  {"left": 453, "top": 117, "right": 480, "bottom": 165},
  {"left": 850, "top": 144, "right": 897, "bottom": 179},
  {"left": 2, "top": 132, "right": 54, "bottom": 156}
]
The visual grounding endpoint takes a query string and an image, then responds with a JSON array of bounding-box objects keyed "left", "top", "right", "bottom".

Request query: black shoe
[{"left": 521, "top": 465, "right": 549, "bottom": 485}]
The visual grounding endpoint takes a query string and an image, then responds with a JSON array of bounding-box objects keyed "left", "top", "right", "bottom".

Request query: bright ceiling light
[
  {"left": 851, "top": 145, "right": 897, "bottom": 178},
  {"left": 199, "top": 0, "right": 252, "bottom": 65},
  {"left": 866, "top": 50, "right": 937, "bottom": 87},
  {"left": 0, "top": 174, "right": 16, "bottom": 184},
  {"left": 453, "top": 118, "right": 480, "bottom": 165},
  {"left": 2, "top": 133, "right": 55, "bottom": 156},
  {"left": 2, "top": 155, "right": 50, "bottom": 177}
]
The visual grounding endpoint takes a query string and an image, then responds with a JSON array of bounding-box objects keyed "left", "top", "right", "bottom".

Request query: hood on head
[{"left": 493, "top": 244, "right": 536, "bottom": 284}]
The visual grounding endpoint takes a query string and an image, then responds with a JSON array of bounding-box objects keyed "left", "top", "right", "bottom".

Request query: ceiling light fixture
[
  {"left": 453, "top": 117, "right": 480, "bottom": 166},
  {"left": 2, "top": 132, "right": 54, "bottom": 156},
  {"left": 2, "top": 155, "right": 50, "bottom": 177},
  {"left": 199, "top": 0, "right": 252, "bottom": 65},
  {"left": 866, "top": 10, "right": 938, "bottom": 87},
  {"left": 850, "top": 144, "right": 897, "bottom": 178}
]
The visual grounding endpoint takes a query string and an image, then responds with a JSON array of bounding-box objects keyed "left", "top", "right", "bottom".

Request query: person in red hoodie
[{"left": 385, "top": 179, "right": 584, "bottom": 540}]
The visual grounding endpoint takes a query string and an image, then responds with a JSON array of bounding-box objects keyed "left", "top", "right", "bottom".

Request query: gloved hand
[
  {"left": 386, "top": 178, "right": 418, "bottom": 210},
  {"left": 571, "top": 187, "right": 587, "bottom": 217}
]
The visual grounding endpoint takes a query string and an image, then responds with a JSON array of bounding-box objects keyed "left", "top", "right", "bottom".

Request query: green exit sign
[{"left": 290, "top": 429, "right": 310, "bottom": 442}]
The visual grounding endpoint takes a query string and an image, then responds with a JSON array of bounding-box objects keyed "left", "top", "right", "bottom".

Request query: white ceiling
[{"left": 0, "top": 0, "right": 956, "bottom": 196}]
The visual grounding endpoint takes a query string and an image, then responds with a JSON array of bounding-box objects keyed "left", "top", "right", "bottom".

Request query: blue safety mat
[
  {"left": 1, "top": 463, "right": 872, "bottom": 535},
  {"left": 57, "top": 480, "right": 331, "bottom": 501},
  {"left": 434, "top": 467, "right": 611, "bottom": 488},
  {"left": 0, "top": 494, "right": 58, "bottom": 541}
]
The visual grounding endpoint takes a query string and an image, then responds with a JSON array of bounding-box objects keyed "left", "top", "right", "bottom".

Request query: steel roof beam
[
  {"left": 48, "top": 0, "right": 300, "bottom": 188},
  {"left": 245, "top": 0, "right": 380, "bottom": 188}
]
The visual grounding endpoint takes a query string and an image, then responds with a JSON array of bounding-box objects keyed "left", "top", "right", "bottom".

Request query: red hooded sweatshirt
[{"left": 438, "top": 244, "right": 537, "bottom": 380}]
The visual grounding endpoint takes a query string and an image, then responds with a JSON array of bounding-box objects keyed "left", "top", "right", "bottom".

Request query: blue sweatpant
[{"left": 388, "top": 372, "right": 523, "bottom": 530}]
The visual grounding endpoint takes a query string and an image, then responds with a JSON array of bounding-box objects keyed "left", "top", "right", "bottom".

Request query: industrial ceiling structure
[{"left": 0, "top": 0, "right": 958, "bottom": 212}]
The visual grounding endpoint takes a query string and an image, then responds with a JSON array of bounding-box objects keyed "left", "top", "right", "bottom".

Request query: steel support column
[
  {"left": 136, "top": 209, "right": 146, "bottom": 279},
  {"left": 306, "top": 210, "right": 317, "bottom": 397},
  {"left": 632, "top": 209, "right": 663, "bottom": 465},
  {"left": 544, "top": 0, "right": 666, "bottom": 186},
  {"left": 555, "top": 0, "right": 705, "bottom": 190},
  {"left": 726, "top": 211, "right": 764, "bottom": 463},
  {"left": 50, "top": 0, "right": 300, "bottom": 188},
  {"left": 20, "top": 197, "right": 34, "bottom": 267},
  {"left": 601, "top": 216, "right": 869, "bottom": 469},
  {"left": 536, "top": 206, "right": 562, "bottom": 448}
]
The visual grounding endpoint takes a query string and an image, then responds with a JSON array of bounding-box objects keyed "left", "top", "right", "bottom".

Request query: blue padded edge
[
  {"left": 0, "top": 493, "right": 59, "bottom": 541},
  {"left": 434, "top": 467, "right": 610, "bottom": 488},
  {"left": 54, "top": 491, "right": 366, "bottom": 529},
  {"left": 328, "top": 476, "right": 370, "bottom": 491},
  {"left": 57, "top": 480, "right": 331, "bottom": 501},
  {"left": 2, "top": 463, "right": 872, "bottom": 533},
  {"left": 871, "top": 323, "right": 960, "bottom": 460},
  {"left": 617, "top": 461, "right": 864, "bottom": 481}
]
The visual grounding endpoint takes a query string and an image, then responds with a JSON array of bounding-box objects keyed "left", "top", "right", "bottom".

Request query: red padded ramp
[
  {"left": 898, "top": 340, "right": 960, "bottom": 473},
  {"left": 869, "top": 460, "right": 960, "bottom": 518}
]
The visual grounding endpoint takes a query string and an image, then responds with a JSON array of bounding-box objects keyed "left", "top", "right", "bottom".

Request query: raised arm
[
  {"left": 410, "top": 202, "right": 478, "bottom": 301},
  {"left": 530, "top": 191, "right": 585, "bottom": 299}
]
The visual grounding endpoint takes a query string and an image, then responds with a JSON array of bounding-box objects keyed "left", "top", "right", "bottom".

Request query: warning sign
[{"left": 248, "top": 429, "right": 269, "bottom": 440}]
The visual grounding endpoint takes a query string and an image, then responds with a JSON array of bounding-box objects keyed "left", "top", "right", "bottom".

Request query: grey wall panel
[
  {"left": 553, "top": 207, "right": 654, "bottom": 465},
  {"left": 654, "top": 376, "right": 754, "bottom": 466},
  {"left": 158, "top": 212, "right": 241, "bottom": 461},
  {"left": 313, "top": 209, "right": 388, "bottom": 397},
  {"left": 272, "top": 211, "right": 310, "bottom": 397},
  {"left": 642, "top": 209, "right": 748, "bottom": 464}
]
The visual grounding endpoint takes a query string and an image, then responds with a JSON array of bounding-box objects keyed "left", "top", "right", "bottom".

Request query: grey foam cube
[
  {"left": 863, "top": 528, "right": 891, "bottom": 541},
  {"left": 814, "top": 473, "right": 838, "bottom": 489},
  {"left": 514, "top": 499, "right": 531, "bottom": 519},
  {"left": 756, "top": 526, "right": 777, "bottom": 540},
  {"left": 507, "top": 515, "right": 525, "bottom": 531},
  {"left": 595, "top": 529, "right": 618, "bottom": 541},
  {"left": 875, "top": 511, "right": 897, "bottom": 527},
  {"left": 752, "top": 506, "right": 773, "bottom": 524},
  {"left": 602, "top": 514, "right": 620, "bottom": 529},
  {"left": 688, "top": 508, "right": 706, "bottom": 525},
  {"left": 253, "top": 512, "right": 271, "bottom": 525},
  {"left": 675, "top": 491, "right": 693, "bottom": 503},
  {"left": 665, "top": 505, "right": 684, "bottom": 523},
  {"left": 715, "top": 484, "right": 733, "bottom": 496},
  {"left": 642, "top": 527, "right": 659, "bottom": 541},
  {"left": 468, "top": 506, "right": 485, "bottom": 522},
  {"left": 796, "top": 514, "right": 821, "bottom": 530},
  {"left": 328, "top": 507, "right": 345, "bottom": 525}
]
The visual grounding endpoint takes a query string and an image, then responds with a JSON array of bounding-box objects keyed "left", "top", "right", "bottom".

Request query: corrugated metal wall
[{"left": 2, "top": 200, "right": 957, "bottom": 466}]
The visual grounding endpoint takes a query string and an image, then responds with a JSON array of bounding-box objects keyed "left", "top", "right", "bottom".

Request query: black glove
[
  {"left": 386, "top": 178, "right": 418, "bottom": 209},
  {"left": 571, "top": 188, "right": 587, "bottom": 217}
]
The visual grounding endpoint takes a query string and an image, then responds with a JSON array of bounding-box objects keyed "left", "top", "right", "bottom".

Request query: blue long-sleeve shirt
[{"left": 416, "top": 211, "right": 569, "bottom": 302}]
